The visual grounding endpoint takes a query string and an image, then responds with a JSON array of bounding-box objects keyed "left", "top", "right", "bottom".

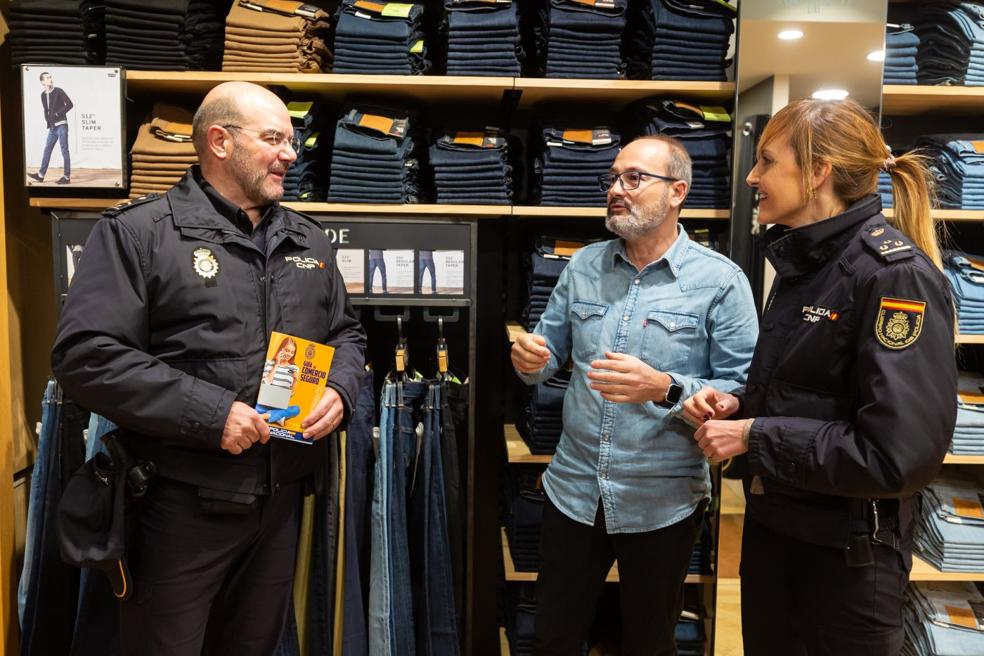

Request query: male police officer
[
  {"left": 51, "top": 82, "right": 366, "bottom": 655},
  {"left": 511, "top": 136, "right": 758, "bottom": 654}
]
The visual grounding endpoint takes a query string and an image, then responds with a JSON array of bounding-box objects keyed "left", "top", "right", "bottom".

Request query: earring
[{"left": 808, "top": 187, "right": 817, "bottom": 200}]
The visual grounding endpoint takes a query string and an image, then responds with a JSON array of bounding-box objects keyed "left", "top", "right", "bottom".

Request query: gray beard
[
  {"left": 230, "top": 143, "right": 285, "bottom": 205},
  {"left": 605, "top": 199, "right": 669, "bottom": 240}
]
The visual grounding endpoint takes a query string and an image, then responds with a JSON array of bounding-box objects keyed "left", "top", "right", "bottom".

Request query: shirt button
[
  {"left": 191, "top": 421, "right": 201, "bottom": 432},
  {"left": 623, "top": 315, "right": 630, "bottom": 322},
  {"left": 602, "top": 433, "right": 610, "bottom": 442},
  {"left": 633, "top": 279, "right": 640, "bottom": 285}
]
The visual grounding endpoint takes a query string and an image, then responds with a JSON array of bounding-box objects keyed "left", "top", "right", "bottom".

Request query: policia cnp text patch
[{"left": 875, "top": 297, "right": 926, "bottom": 349}]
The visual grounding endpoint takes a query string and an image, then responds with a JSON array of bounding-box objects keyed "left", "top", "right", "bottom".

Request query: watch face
[{"left": 667, "top": 384, "right": 683, "bottom": 404}]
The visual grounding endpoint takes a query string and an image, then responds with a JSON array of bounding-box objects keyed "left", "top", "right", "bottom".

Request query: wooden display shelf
[
  {"left": 511, "top": 206, "right": 730, "bottom": 220},
  {"left": 910, "top": 554, "right": 984, "bottom": 581},
  {"left": 883, "top": 84, "right": 984, "bottom": 116},
  {"left": 514, "top": 78, "right": 735, "bottom": 108},
  {"left": 504, "top": 424, "right": 552, "bottom": 465},
  {"left": 943, "top": 453, "right": 984, "bottom": 464},
  {"left": 501, "top": 527, "right": 712, "bottom": 584},
  {"left": 125, "top": 70, "right": 514, "bottom": 102},
  {"left": 720, "top": 478, "right": 745, "bottom": 516},
  {"left": 500, "top": 626, "right": 510, "bottom": 656},
  {"left": 505, "top": 321, "right": 526, "bottom": 344},
  {"left": 884, "top": 209, "right": 984, "bottom": 223},
  {"left": 957, "top": 334, "right": 984, "bottom": 345}
]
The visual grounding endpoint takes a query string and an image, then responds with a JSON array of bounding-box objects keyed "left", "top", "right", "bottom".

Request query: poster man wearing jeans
[{"left": 28, "top": 72, "right": 73, "bottom": 185}]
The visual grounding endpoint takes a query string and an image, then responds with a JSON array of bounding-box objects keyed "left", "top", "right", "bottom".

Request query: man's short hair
[
  {"left": 634, "top": 135, "right": 692, "bottom": 188},
  {"left": 40, "top": 72, "right": 50, "bottom": 81},
  {"left": 191, "top": 96, "right": 244, "bottom": 156}
]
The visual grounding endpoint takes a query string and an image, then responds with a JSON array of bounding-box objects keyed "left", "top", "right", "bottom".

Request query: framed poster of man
[{"left": 21, "top": 65, "right": 126, "bottom": 190}]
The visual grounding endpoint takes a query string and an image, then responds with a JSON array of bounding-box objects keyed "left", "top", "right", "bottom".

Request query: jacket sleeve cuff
[
  {"left": 746, "top": 416, "right": 817, "bottom": 487},
  {"left": 179, "top": 378, "right": 236, "bottom": 450}
]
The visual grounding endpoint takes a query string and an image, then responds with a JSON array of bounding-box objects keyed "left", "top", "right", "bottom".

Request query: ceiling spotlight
[
  {"left": 812, "top": 88, "right": 850, "bottom": 101},
  {"left": 867, "top": 50, "right": 886, "bottom": 62},
  {"left": 778, "top": 29, "right": 804, "bottom": 40}
]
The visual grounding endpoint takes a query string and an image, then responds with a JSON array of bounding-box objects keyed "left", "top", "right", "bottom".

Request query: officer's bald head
[{"left": 192, "top": 82, "right": 285, "bottom": 157}]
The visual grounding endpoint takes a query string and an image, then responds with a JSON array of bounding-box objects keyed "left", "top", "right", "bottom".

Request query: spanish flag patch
[{"left": 875, "top": 297, "right": 926, "bottom": 349}]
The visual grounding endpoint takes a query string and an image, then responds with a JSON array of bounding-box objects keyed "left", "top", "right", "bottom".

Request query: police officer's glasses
[
  {"left": 222, "top": 125, "right": 301, "bottom": 154},
  {"left": 598, "top": 170, "right": 679, "bottom": 192}
]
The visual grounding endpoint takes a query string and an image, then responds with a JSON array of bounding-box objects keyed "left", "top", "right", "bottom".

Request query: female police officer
[{"left": 683, "top": 98, "right": 957, "bottom": 655}]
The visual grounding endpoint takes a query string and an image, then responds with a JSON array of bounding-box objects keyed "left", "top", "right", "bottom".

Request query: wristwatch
[{"left": 659, "top": 381, "right": 684, "bottom": 409}]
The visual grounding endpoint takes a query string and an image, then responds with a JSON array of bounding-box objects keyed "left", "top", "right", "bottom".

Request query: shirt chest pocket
[
  {"left": 641, "top": 310, "right": 699, "bottom": 372},
  {"left": 570, "top": 301, "right": 608, "bottom": 361}
]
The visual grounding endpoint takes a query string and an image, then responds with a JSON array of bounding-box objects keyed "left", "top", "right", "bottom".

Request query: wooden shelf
[
  {"left": 504, "top": 425, "right": 552, "bottom": 465},
  {"left": 124, "top": 70, "right": 514, "bottom": 102},
  {"left": 884, "top": 209, "right": 984, "bottom": 223},
  {"left": 505, "top": 321, "right": 526, "bottom": 344},
  {"left": 720, "top": 478, "right": 745, "bottom": 516},
  {"left": 943, "top": 453, "right": 984, "bottom": 464},
  {"left": 956, "top": 335, "right": 984, "bottom": 345},
  {"left": 910, "top": 554, "right": 984, "bottom": 581},
  {"left": 514, "top": 78, "right": 735, "bottom": 108},
  {"left": 500, "top": 627, "right": 510, "bottom": 656},
  {"left": 883, "top": 84, "right": 984, "bottom": 116},
  {"left": 511, "top": 206, "right": 730, "bottom": 220},
  {"left": 501, "top": 527, "right": 712, "bottom": 584}
]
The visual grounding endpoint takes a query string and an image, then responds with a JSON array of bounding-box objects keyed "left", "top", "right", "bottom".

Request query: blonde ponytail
[{"left": 886, "top": 152, "right": 944, "bottom": 270}]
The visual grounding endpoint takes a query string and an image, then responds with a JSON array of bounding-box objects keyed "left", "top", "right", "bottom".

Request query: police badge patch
[
  {"left": 193, "top": 248, "right": 219, "bottom": 281},
  {"left": 875, "top": 297, "right": 925, "bottom": 349}
]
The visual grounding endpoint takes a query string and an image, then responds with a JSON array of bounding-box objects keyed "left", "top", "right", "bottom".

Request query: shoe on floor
[
  {"left": 27, "top": 172, "right": 43, "bottom": 182},
  {"left": 56, "top": 177, "right": 71, "bottom": 184}
]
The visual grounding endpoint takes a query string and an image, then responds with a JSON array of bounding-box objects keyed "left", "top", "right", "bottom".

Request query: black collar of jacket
[
  {"left": 764, "top": 194, "right": 882, "bottom": 278},
  {"left": 165, "top": 166, "right": 308, "bottom": 246}
]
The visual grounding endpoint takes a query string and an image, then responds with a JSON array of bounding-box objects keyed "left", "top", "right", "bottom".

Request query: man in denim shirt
[{"left": 511, "top": 136, "right": 758, "bottom": 654}]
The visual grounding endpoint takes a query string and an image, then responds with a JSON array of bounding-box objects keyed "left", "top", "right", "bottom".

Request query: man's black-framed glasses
[
  {"left": 222, "top": 124, "right": 301, "bottom": 153},
  {"left": 598, "top": 170, "right": 679, "bottom": 192}
]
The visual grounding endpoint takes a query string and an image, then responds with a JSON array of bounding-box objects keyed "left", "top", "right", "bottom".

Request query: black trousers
[
  {"left": 740, "top": 516, "right": 907, "bottom": 656},
  {"left": 120, "top": 478, "right": 301, "bottom": 656},
  {"left": 534, "top": 495, "right": 704, "bottom": 655}
]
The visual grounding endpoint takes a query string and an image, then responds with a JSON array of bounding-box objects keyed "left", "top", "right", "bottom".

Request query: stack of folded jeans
[
  {"left": 328, "top": 102, "right": 425, "bottom": 203},
  {"left": 689, "top": 517, "right": 712, "bottom": 575},
  {"left": 916, "top": 1, "right": 984, "bottom": 86},
  {"left": 885, "top": 23, "right": 920, "bottom": 85},
  {"left": 129, "top": 103, "right": 197, "bottom": 198},
  {"left": 223, "top": 0, "right": 331, "bottom": 73},
  {"left": 953, "top": 372, "right": 984, "bottom": 455},
  {"left": 8, "top": 0, "right": 104, "bottom": 65},
  {"left": 625, "top": 0, "right": 735, "bottom": 81},
  {"left": 915, "top": 473, "right": 984, "bottom": 572},
  {"left": 504, "top": 467, "right": 545, "bottom": 571},
  {"left": 430, "top": 127, "right": 514, "bottom": 205},
  {"left": 104, "top": 0, "right": 225, "bottom": 71},
  {"left": 916, "top": 135, "right": 984, "bottom": 209},
  {"left": 519, "top": 371, "right": 570, "bottom": 455},
  {"left": 532, "top": 125, "right": 620, "bottom": 206},
  {"left": 445, "top": 0, "right": 523, "bottom": 76},
  {"left": 503, "top": 584, "right": 539, "bottom": 656},
  {"left": 625, "top": 98, "right": 732, "bottom": 208},
  {"left": 524, "top": 237, "right": 586, "bottom": 329},
  {"left": 282, "top": 99, "right": 331, "bottom": 202},
  {"left": 878, "top": 170, "right": 894, "bottom": 208},
  {"left": 903, "top": 582, "right": 984, "bottom": 656},
  {"left": 676, "top": 616, "right": 705, "bottom": 656},
  {"left": 534, "top": 0, "right": 628, "bottom": 79},
  {"left": 944, "top": 251, "right": 984, "bottom": 335},
  {"left": 333, "top": 0, "right": 431, "bottom": 75}
]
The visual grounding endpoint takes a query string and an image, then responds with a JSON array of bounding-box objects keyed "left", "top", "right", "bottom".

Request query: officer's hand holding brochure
[{"left": 255, "top": 331, "right": 335, "bottom": 444}]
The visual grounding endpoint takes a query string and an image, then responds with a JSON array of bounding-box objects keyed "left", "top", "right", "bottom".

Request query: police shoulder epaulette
[
  {"left": 103, "top": 193, "right": 161, "bottom": 218},
  {"left": 860, "top": 224, "right": 915, "bottom": 262},
  {"left": 283, "top": 205, "right": 320, "bottom": 229}
]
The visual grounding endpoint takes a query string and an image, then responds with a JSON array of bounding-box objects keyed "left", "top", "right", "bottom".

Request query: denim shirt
[{"left": 518, "top": 228, "right": 758, "bottom": 533}]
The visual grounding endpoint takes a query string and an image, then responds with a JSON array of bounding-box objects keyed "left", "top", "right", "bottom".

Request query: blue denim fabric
[
  {"left": 624, "top": 0, "right": 734, "bottom": 80},
  {"left": 341, "top": 370, "right": 376, "bottom": 656},
  {"left": 905, "top": 582, "right": 984, "bottom": 656},
  {"left": 369, "top": 383, "right": 395, "bottom": 656},
  {"left": 914, "top": 474, "right": 984, "bottom": 572},
  {"left": 516, "top": 232, "right": 758, "bottom": 532},
  {"left": 446, "top": 0, "right": 522, "bottom": 75},
  {"left": 917, "top": 135, "right": 984, "bottom": 209},
  {"left": 334, "top": 0, "right": 430, "bottom": 74},
  {"left": 418, "top": 251, "right": 437, "bottom": 293},
  {"left": 39, "top": 124, "right": 70, "bottom": 179}
]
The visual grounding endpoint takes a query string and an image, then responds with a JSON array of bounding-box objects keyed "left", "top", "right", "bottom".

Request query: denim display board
[
  {"left": 902, "top": 582, "right": 984, "bottom": 656},
  {"left": 222, "top": 0, "right": 333, "bottom": 74},
  {"left": 625, "top": 0, "right": 735, "bottom": 81},
  {"left": 917, "top": 135, "right": 984, "bottom": 210},
  {"left": 530, "top": 125, "right": 620, "bottom": 206},
  {"left": 282, "top": 99, "right": 333, "bottom": 202},
  {"left": 914, "top": 473, "right": 984, "bottom": 572},
  {"left": 128, "top": 103, "right": 198, "bottom": 199},
  {"left": 429, "top": 127, "right": 515, "bottom": 204},
  {"left": 18, "top": 381, "right": 88, "bottom": 656},
  {"left": 445, "top": 0, "right": 523, "bottom": 76},
  {"left": 623, "top": 98, "right": 732, "bottom": 209},
  {"left": 531, "top": 0, "right": 629, "bottom": 79},
  {"left": 953, "top": 372, "right": 984, "bottom": 456},
  {"left": 103, "top": 0, "right": 225, "bottom": 71},
  {"left": 328, "top": 102, "right": 427, "bottom": 203},
  {"left": 885, "top": 23, "right": 920, "bottom": 85},
  {"left": 917, "top": 2, "right": 984, "bottom": 86},
  {"left": 8, "top": 0, "right": 104, "bottom": 65},
  {"left": 370, "top": 378, "right": 461, "bottom": 656},
  {"left": 944, "top": 251, "right": 984, "bottom": 336},
  {"left": 333, "top": 0, "right": 431, "bottom": 75}
]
